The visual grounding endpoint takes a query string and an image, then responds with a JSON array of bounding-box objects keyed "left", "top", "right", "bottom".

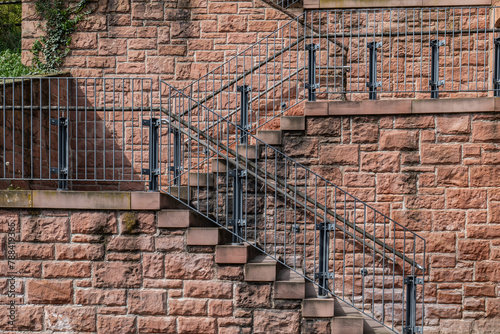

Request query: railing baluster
[
  {"left": 367, "top": 41, "right": 382, "bottom": 100},
  {"left": 430, "top": 39, "right": 445, "bottom": 99}
]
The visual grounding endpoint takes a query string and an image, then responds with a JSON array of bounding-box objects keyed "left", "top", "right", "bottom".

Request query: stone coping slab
[
  {"left": 0, "top": 190, "right": 184, "bottom": 211},
  {"left": 305, "top": 0, "right": 492, "bottom": 9},
  {"left": 305, "top": 97, "right": 500, "bottom": 116}
]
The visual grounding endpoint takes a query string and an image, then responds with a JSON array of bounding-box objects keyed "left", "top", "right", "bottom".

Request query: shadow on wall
[{"left": 0, "top": 76, "right": 161, "bottom": 192}]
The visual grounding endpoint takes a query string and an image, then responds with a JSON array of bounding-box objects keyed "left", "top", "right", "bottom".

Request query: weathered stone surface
[
  {"left": 361, "top": 152, "right": 400, "bottom": 172},
  {"left": 235, "top": 283, "right": 271, "bottom": 308},
  {"left": 27, "top": 280, "right": 72, "bottom": 304},
  {"left": 106, "top": 236, "right": 154, "bottom": 252},
  {"left": 76, "top": 288, "right": 126, "bottom": 306},
  {"left": 138, "top": 316, "right": 177, "bottom": 333},
  {"left": 376, "top": 173, "right": 416, "bottom": 194},
  {"left": 71, "top": 212, "right": 117, "bottom": 234},
  {"left": 437, "top": 114, "right": 471, "bottom": 134},
  {"left": 319, "top": 144, "right": 359, "bottom": 165},
  {"left": 93, "top": 262, "right": 142, "bottom": 288},
  {"left": 436, "top": 167, "right": 469, "bottom": 187},
  {"left": 43, "top": 262, "right": 91, "bottom": 278},
  {"left": 170, "top": 298, "right": 208, "bottom": 316},
  {"left": 129, "top": 290, "right": 168, "bottom": 315},
  {"left": 45, "top": 306, "right": 96, "bottom": 332},
  {"left": 447, "top": 189, "right": 487, "bottom": 209},
  {"left": 164, "top": 253, "right": 214, "bottom": 280},
  {"left": 56, "top": 244, "right": 105, "bottom": 261},
  {"left": 254, "top": 310, "right": 300, "bottom": 334},
  {"left": 352, "top": 122, "right": 379, "bottom": 143},
  {"left": 306, "top": 117, "right": 341, "bottom": 136},
  {"left": 184, "top": 281, "right": 233, "bottom": 299},
  {"left": 0, "top": 305, "right": 43, "bottom": 331},
  {"left": 178, "top": 317, "right": 216, "bottom": 334},
  {"left": 380, "top": 130, "right": 418, "bottom": 150},
  {"left": 97, "top": 315, "right": 136, "bottom": 334},
  {"left": 21, "top": 216, "right": 69, "bottom": 242},
  {"left": 421, "top": 144, "right": 461, "bottom": 164}
]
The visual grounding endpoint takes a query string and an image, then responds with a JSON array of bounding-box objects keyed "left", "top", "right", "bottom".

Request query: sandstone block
[
  {"left": 75, "top": 288, "right": 126, "bottom": 306},
  {"left": 45, "top": 306, "right": 96, "bottom": 332},
  {"left": 361, "top": 152, "right": 400, "bottom": 172},
  {"left": 380, "top": 130, "right": 418, "bottom": 150},
  {"left": 235, "top": 283, "right": 271, "bottom": 308},
  {"left": 27, "top": 280, "right": 72, "bottom": 304},
  {"left": 97, "top": 316, "right": 135, "bottom": 334},
  {"left": 93, "top": 262, "right": 142, "bottom": 288},
  {"left": 170, "top": 298, "right": 208, "bottom": 316},
  {"left": 43, "top": 262, "right": 91, "bottom": 278},
  {"left": 319, "top": 144, "right": 359, "bottom": 165},
  {"left": 138, "top": 316, "right": 177, "bottom": 333},
  {"left": 254, "top": 310, "right": 300, "bottom": 334},
  {"left": 71, "top": 211, "right": 117, "bottom": 234},
  {"left": 165, "top": 253, "right": 214, "bottom": 280},
  {"left": 184, "top": 281, "right": 233, "bottom": 299},
  {"left": 129, "top": 290, "right": 168, "bottom": 315},
  {"left": 178, "top": 317, "right": 216, "bottom": 334},
  {"left": 56, "top": 243, "right": 105, "bottom": 261},
  {"left": 21, "top": 216, "right": 69, "bottom": 242},
  {"left": 421, "top": 144, "right": 461, "bottom": 164}
]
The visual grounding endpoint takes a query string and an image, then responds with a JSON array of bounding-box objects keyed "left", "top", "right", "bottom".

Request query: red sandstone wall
[
  {"left": 281, "top": 112, "right": 500, "bottom": 333},
  {"left": 0, "top": 208, "right": 332, "bottom": 333},
  {"left": 21, "top": 0, "right": 294, "bottom": 88}
]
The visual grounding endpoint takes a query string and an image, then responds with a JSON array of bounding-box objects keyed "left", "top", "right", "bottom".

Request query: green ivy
[{"left": 31, "top": 0, "right": 90, "bottom": 73}]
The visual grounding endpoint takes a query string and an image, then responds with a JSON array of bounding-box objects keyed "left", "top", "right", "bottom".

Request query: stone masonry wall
[
  {"left": 0, "top": 206, "right": 329, "bottom": 334},
  {"left": 281, "top": 111, "right": 500, "bottom": 333},
  {"left": 21, "top": 0, "right": 294, "bottom": 89}
]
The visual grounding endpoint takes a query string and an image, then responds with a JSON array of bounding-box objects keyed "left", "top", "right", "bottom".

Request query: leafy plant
[
  {"left": 31, "top": 0, "right": 90, "bottom": 73},
  {"left": 0, "top": 50, "right": 34, "bottom": 77}
]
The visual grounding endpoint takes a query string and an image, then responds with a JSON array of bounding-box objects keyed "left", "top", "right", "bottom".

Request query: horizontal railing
[
  {"left": 161, "top": 80, "right": 426, "bottom": 334},
  {"left": 180, "top": 6, "right": 499, "bottom": 137},
  {"left": 0, "top": 77, "right": 155, "bottom": 191}
]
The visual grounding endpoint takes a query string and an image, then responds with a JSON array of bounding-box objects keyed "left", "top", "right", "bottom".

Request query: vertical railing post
[
  {"left": 171, "top": 128, "right": 182, "bottom": 185},
  {"left": 142, "top": 117, "right": 160, "bottom": 191},
  {"left": 306, "top": 43, "right": 319, "bottom": 102},
  {"left": 404, "top": 276, "right": 423, "bottom": 334},
  {"left": 315, "top": 222, "right": 331, "bottom": 297},
  {"left": 237, "top": 85, "right": 251, "bottom": 144},
  {"left": 229, "top": 168, "right": 245, "bottom": 244},
  {"left": 430, "top": 39, "right": 445, "bottom": 99},
  {"left": 494, "top": 37, "right": 500, "bottom": 97},
  {"left": 367, "top": 41, "right": 382, "bottom": 100},
  {"left": 50, "top": 117, "right": 68, "bottom": 191}
]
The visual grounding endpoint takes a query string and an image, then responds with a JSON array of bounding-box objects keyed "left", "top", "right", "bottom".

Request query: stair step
[
  {"left": 244, "top": 255, "right": 279, "bottom": 282},
  {"left": 302, "top": 298, "right": 335, "bottom": 318},
  {"left": 237, "top": 144, "right": 259, "bottom": 160},
  {"left": 158, "top": 210, "right": 213, "bottom": 229},
  {"left": 188, "top": 173, "right": 215, "bottom": 187},
  {"left": 168, "top": 186, "right": 192, "bottom": 202},
  {"left": 215, "top": 244, "right": 258, "bottom": 264},
  {"left": 274, "top": 271, "right": 306, "bottom": 299},
  {"left": 187, "top": 227, "right": 232, "bottom": 246},
  {"left": 331, "top": 315, "right": 364, "bottom": 334},
  {"left": 130, "top": 192, "right": 187, "bottom": 210},
  {"left": 280, "top": 116, "right": 305, "bottom": 131},
  {"left": 211, "top": 159, "right": 228, "bottom": 173},
  {"left": 257, "top": 130, "right": 282, "bottom": 145}
]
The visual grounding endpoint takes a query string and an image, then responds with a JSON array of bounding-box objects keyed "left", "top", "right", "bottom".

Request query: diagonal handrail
[
  {"left": 160, "top": 81, "right": 426, "bottom": 333},
  {"left": 161, "top": 81, "right": 425, "bottom": 270}
]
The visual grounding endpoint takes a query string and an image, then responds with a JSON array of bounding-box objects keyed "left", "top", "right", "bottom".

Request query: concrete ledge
[
  {"left": 312, "top": 0, "right": 492, "bottom": 9},
  {"left": 0, "top": 190, "right": 185, "bottom": 211},
  {"left": 329, "top": 100, "right": 412, "bottom": 115},
  {"left": 33, "top": 191, "right": 131, "bottom": 210},
  {"left": 306, "top": 97, "right": 500, "bottom": 116},
  {"left": 0, "top": 191, "right": 33, "bottom": 208}
]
